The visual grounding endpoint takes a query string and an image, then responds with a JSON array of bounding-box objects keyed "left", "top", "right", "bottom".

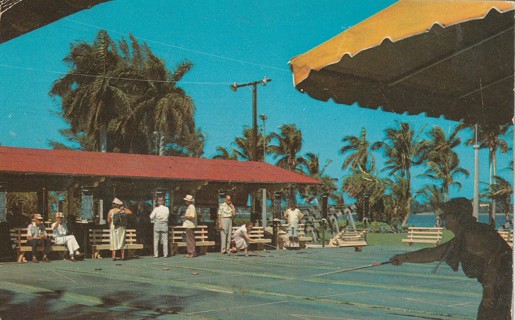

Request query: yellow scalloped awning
[{"left": 291, "top": 0, "right": 515, "bottom": 85}]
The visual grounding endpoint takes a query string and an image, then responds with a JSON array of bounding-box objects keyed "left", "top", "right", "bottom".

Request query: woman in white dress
[{"left": 107, "top": 198, "right": 132, "bottom": 261}]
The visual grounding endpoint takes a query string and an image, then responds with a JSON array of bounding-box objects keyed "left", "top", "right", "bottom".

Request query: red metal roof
[{"left": 0, "top": 146, "right": 321, "bottom": 185}]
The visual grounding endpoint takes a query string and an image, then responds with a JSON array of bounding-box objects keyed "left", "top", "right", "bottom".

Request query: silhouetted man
[{"left": 390, "top": 198, "right": 512, "bottom": 319}]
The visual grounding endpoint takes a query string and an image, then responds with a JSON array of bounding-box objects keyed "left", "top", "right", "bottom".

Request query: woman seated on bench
[
  {"left": 52, "top": 212, "right": 81, "bottom": 262},
  {"left": 229, "top": 222, "right": 256, "bottom": 256}
]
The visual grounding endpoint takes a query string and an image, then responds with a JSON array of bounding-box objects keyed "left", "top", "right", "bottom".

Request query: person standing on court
[
  {"left": 181, "top": 195, "right": 197, "bottom": 258},
  {"left": 390, "top": 198, "right": 512, "bottom": 320},
  {"left": 218, "top": 194, "right": 235, "bottom": 254},
  {"left": 107, "top": 198, "right": 132, "bottom": 261},
  {"left": 150, "top": 197, "right": 170, "bottom": 258},
  {"left": 284, "top": 202, "right": 304, "bottom": 247}
]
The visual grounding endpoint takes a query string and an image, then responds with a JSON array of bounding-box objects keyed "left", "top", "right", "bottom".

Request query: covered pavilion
[{"left": 0, "top": 146, "right": 320, "bottom": 220}]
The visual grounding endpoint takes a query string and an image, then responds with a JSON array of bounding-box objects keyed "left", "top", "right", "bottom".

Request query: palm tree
[
  {"left": 233, "top": 128, "right": 267, "bottom": 161},
  {"left": 372, "top": 122, "right": 427, "bottom": 225},
  {"left": 342, "top": 168, "right": 386, "bottom": 222},
  {"left": 269, "top": 124, "right": 304, "bottom": 172},
  {"left": 416, "top": 184, "right": 445, "bottom": 226},
  {"left": 50, "top": 31, "right": 202, "bottom": 155},
  {"left": 50, "top": 30, "right": 130, "bottom": 152},
  {"left": 212, "top": 128, "right": 265, "bottom": 161},
  {"left": 340, "top": 127, "right": 375, "bottom": 173},
  {"left": 212, "top": 146, "right": 237, "bottom": 160},
  {"left": 483, "top": 176, "right": 512, "bottom": 220},
  {"left": 422, "top": 124, "right": 469, "bottom": 201},
  {"left": 268, "top": 124, "right": 305, "bottom": 202},
  {"left": 299, "top": 153, "right": 338, "bottom": 203},
  {"left": 112, "top": 35, "right": 198, "bottom": 154},
  {"left": 416, "top": 184, "right": 445, "bottom": 211},
  {"left": 422, "top": 152, "right": 469, "bottom": 202},
  {"left": 167, "top": 128, "right": 206, "bottom": 157},
  {"left": 465, "top": 124, "right": 510, "bottom": 221}
]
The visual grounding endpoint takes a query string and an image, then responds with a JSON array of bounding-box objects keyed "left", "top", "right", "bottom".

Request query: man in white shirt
[
  {"left": 149, "top": 198, "right": 170, "bottom": 258},
  {"left": 284, "top": 203, "right": 304, "bottom": 247},
  {"left": 217, "top": 195, "right": 236, "bottom": 254},
  {"left": 27, "top": 213, "right": 51, "bottom": 263}
]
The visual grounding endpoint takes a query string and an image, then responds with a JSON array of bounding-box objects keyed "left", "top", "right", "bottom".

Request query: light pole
[
  {"left": 231, "top": 77, "right": 271, "bottom": 162},
  {"left": 259, "top": 114, "right": 268, "bottom": 228},
  {"left": 259, "top": 114, "right": 268, "bottom": 161}
]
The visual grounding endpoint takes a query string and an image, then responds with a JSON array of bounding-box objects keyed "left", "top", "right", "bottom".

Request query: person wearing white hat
[
  {"left": 180, "top": 195, "right": 197, "bottom": 257},
  {"left": 52, "top": 212, "right": 81, "bottom": 262},
  {"left": 149, "top": 198, "right": 170, "bottom": 258},
  {"left": 107, "top": 198, "right": 132, "bottom": 261},
  {"left": 27, "top": 213, "right": 51, "bottom": 263}
]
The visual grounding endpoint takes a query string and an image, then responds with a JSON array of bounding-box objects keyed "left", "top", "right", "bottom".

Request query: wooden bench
[
  {"left": 498, "top": 229, "right": 513, "bottom": 247},
  {"left": 89, "top": 228, "right": 144, "bottom": 259},
  {"left": 328, "top": 229, "right": 367, "bottom": 251},
  {"left": 232, "top": 226, "right": 272, "bottom": 250},
  {"left": 401, "top": 227, "right": 443, "bottom": 246},
  {"left": 169, "top": 225, "right": 215, "bottom": 256},
  {"left": 10, "top": 228, "right": 68, "bottom": 263},
  {"left": 279, "top": 224, "right": 313, "bottom": 249}
]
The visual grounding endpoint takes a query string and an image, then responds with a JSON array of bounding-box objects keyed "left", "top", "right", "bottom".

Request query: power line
[
  {"left": 0, "top": 63, "right": 234, "bottom": 85},
  {"left": 63, "top": 18, "right": 290, "bottom": 73}
]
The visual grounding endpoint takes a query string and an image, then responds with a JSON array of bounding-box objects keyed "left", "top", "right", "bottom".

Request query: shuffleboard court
[{"left": 0, "top": 245, "right": 481, "bottom": 319}]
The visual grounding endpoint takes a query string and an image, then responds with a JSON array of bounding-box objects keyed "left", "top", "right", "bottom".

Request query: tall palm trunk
[{"left": 401, "top": 173, "right": 412, "bottom": 226}]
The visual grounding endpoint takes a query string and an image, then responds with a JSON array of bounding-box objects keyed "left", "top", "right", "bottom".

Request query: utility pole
[
  {"left": 231, "top": 77, "right": 271, "bottom": 223},
  {"left": 231, "top": 77, "right": 271, "bottom": 161}
]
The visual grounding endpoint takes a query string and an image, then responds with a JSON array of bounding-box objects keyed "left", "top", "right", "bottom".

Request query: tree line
[
  {"left": 213, "top": 121, "right": 511, "bottom": 227},
  {"left": 48, "top": 30, "right": 512, "bottom": 228}
]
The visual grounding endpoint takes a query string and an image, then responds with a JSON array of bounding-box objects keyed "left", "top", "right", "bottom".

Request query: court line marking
[
  {"left": 46, "top": 268, "right": 78, "bottom": 283},
  {"left": 290, "top": 314, "right": 357, "bottom": 320},
  {"left": 187, "top": 300, "right": 287, "bottom": 315},
  {"left": 405, "top": 297, "right": 476, "bottom": 312}
]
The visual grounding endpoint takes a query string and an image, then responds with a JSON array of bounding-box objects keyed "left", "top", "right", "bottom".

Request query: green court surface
[{"left": 0, "top": 245, "right": 481, "bottom": 319}]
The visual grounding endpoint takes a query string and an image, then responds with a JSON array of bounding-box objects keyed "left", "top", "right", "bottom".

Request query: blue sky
[{"left": 0, "top": 0, "right": 512, "bottom": 201}]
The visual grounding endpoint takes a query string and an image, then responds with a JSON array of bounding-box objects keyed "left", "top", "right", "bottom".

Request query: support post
[
  {"left": 261, "top": 188, "right": 267, "bottom": 229},
  {"left": 37, "top": 188, "right": 48, "bottom": 220},
  {"left": 0, "top": 182, "right": 6, "bottom": 222}
]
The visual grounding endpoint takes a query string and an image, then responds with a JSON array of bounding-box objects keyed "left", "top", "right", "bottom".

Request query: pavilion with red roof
[{"left": 0, "top": 146, "right": 320, "bottom": 219}]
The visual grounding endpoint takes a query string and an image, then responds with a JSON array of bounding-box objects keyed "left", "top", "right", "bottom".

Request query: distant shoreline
[{"left": 412, "top": 212, "right": 508, "bottom": 216}]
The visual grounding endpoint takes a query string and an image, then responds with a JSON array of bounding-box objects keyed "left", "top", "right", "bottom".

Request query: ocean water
[{"left": 408, "top": 213, "right": 509, "bottom": 229}]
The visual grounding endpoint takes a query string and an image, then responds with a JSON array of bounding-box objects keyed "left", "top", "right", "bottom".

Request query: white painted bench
[
  {"left": 279, "top": 224, "right": 313, "bottom": 249},
  {"left": 89, "top": 229, "right": 143, "bottom": 259},
  {"left": 328, "top": 229, "right": 367, "bottom": 252},
  {"left": 401, "top": 227, "right": 443, "bottom": 246},
  {"left": 169, "top": 225, "right": 215, "bottom": 256},
  {"left": 10, "top": 227, "right": 68, "bottom": 262},
  {"left": 231, "top": 226, "right": 271, "bottom": 250}
]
